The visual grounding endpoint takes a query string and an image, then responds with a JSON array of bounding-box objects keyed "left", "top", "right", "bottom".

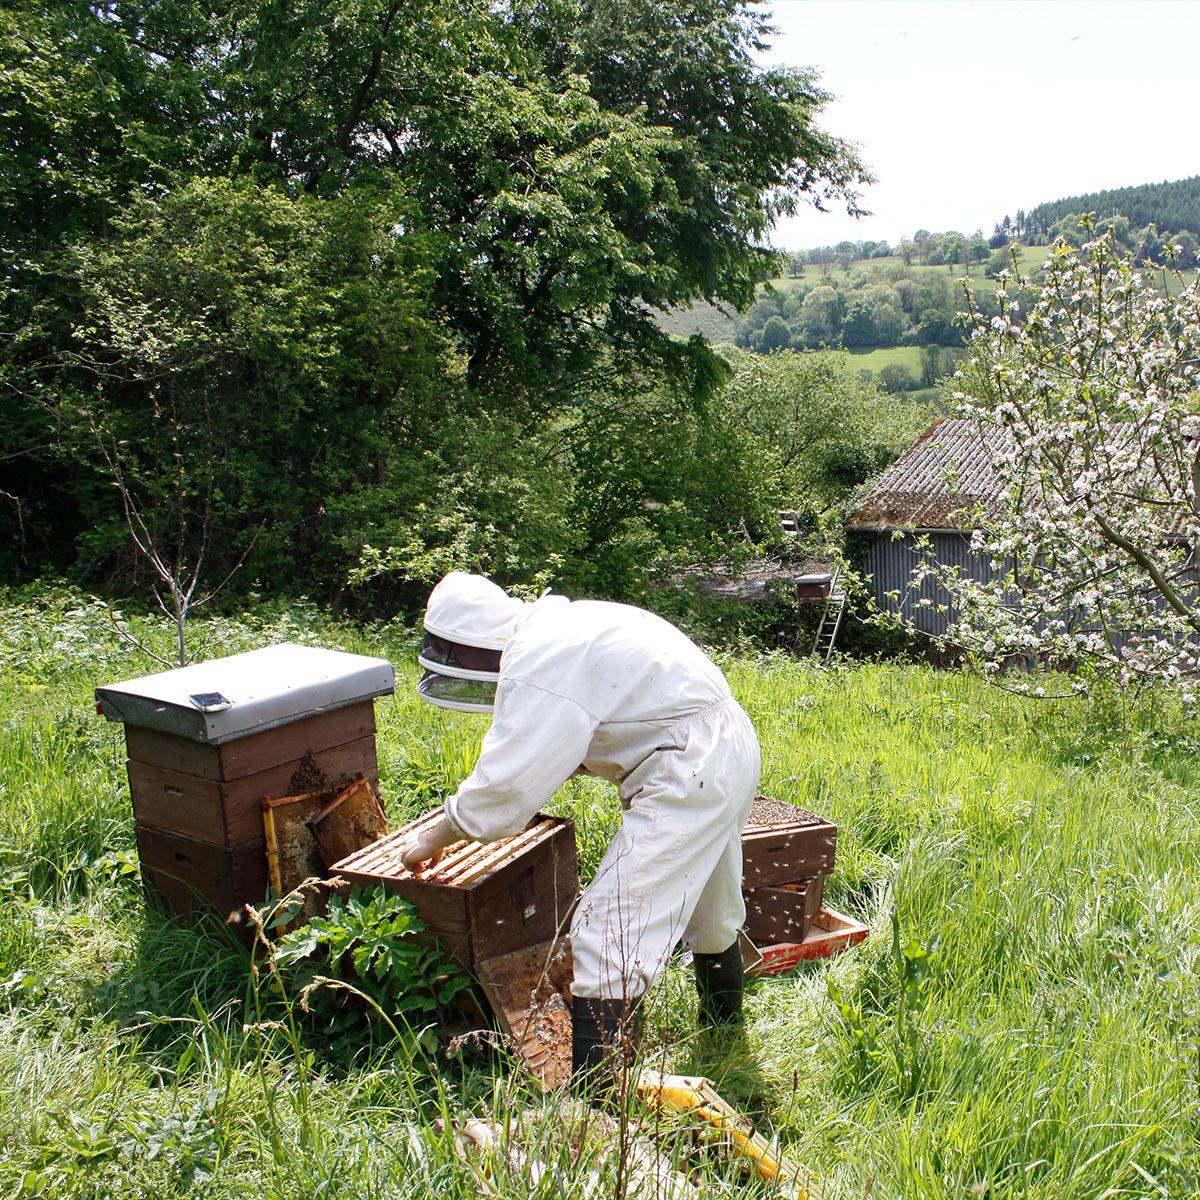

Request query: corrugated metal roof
[
  {"left": 846, "top": 418, "right": 1007, "bottom": 531},
  {"left": 847, "top": 416, "right": 1200, "bottom": 535}
]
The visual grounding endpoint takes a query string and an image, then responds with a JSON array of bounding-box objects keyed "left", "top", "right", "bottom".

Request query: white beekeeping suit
[{"left": 418, "top": 572, "right": 761, "bottom": 1001}]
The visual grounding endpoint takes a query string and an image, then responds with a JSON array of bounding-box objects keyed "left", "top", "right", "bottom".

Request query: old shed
[{"left": 845, "top": 418, "right": 1006, "bottom": 638}]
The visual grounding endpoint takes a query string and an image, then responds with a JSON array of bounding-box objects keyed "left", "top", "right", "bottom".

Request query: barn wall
[{"left": 858, "top": 530, "right": 997, "bottom": 637}]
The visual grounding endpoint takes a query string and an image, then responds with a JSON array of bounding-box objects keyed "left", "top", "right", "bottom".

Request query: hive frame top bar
[
  {"left": 333, "top": 814, "right": 565, "bottom": 888},
  {"left": 95, "top": 642, "right": 395, "bottom": 744}
]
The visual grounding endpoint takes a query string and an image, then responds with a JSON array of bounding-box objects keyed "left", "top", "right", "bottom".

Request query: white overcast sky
[{"left": 761, "top": 0, "right": 1200, "bottom": 249}]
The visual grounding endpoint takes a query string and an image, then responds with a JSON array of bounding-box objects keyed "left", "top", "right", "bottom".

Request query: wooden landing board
[
  {"left": 475, "top": 938, "right": 573, "bottom": 1089},
  {"left": 747, "top": 906, "right": 869, "bottom": 977}
]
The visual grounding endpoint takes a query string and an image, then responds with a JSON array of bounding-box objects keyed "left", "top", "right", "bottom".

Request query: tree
[
  {"left": 1, "top": 0, "right": 869, "bottom": 601},
  {"left": 796, "top": 285, "right": 844, "bottom": 345},
  {"left": 919, "top": 345, "right": 942, "bottom": 388},
  {"left": 922, "top": 232, "right": 1200, "bottom": 692},
  {"left": 759, "top": 315, "right": 792, "bottom": 353},
  {"left": 878, "top": 363, "right": 915, "bottom": 393},
  {"left": 720, "top": 348, "right": 930, "bottom": 536}
]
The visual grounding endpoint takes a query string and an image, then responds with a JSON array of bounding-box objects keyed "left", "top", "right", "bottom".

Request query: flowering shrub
[{"left": 918, "top": 227, "right": 1200, "bottom": 693}]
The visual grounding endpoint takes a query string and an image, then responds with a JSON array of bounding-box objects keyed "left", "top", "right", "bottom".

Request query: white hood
[{"left": 422, "top": 572, "right": 528, "bottom": 651}]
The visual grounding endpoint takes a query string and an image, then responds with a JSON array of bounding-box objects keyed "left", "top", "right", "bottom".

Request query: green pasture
[
  {"left": 843, "top": 345, "right": 923, "bottom": 375},
  {"left": 1, "top": 586, "right": 1198, "bottom": 1198},
  {"left": 656, "top": 247, "right": 1055, "bottom": 346}
]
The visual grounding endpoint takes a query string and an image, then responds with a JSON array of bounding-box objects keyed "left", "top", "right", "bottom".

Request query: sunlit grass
[{"left": 1, "top": 584, "right": 1198, "bottom": 1197}]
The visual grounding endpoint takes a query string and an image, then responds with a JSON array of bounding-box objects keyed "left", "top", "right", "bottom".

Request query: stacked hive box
[
  {"left": 331, "top": 809, "right": 579, "bottom": 1087},
  {"left": 96, "top": 644, "right": 395, "bottom": 921},
  {"left": 740, "top": 796, "right": 837, "bottom": 948},
  {"left": 331, "top": 809, "right": 579, "bottom": 969}
]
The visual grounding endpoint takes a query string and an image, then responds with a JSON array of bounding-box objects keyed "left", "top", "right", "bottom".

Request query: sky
[{"left": 761, "top": 0, "right": 1200, "bottom": 250}]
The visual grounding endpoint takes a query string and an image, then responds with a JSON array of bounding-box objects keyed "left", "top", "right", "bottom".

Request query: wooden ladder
[{"left": 811, "top": 567, "right": 845, "bottom": 663}]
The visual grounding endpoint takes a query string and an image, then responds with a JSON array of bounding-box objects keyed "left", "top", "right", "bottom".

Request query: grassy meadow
[{"left": 1, "top": 586, "right": 1198, "bottom": 1198}]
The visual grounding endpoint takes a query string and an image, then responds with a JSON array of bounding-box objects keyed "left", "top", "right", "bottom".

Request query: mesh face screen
[{"left": 417, "top": 670, "right": 497, "bottom": 713}]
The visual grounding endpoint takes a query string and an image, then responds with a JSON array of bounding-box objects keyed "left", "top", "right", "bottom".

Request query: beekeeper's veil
[{"left": 417, "top": 572, "right": 527, "bottom": 713}]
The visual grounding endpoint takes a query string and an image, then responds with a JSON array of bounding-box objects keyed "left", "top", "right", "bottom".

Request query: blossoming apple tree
[{"left": 917, "top": 228, "right": 1200, "bottom": 692}]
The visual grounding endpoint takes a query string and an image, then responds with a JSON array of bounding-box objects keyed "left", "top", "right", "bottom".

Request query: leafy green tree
[
  {"left": 878, "top": 363, "right": 915, "bottom": 393},
  {"left": 759, "top": 315, "right": 793, "bottom": 353},
  {"left": 719, "top": 348, "right": 931, "bottom": 536},
  {"left": 1, "top": 0, "right": 868, "bottom": 602},
  {"left": 796, "top": 285, "right": 844, "bottom": 345},
  {"left": 919, "top": 345, "right": 942, "bottom": 387}
]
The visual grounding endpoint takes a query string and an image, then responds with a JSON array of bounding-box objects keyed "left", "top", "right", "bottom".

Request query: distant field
[
  {"left": 656, "top": 297, "right": 741, "bottom": 343},
  {"left": 656, "top": 245, "right": 1197, "bottom": 361},
  {"left": 844, "top": 345, "right": 924, "bottom": 374},
  {"left": 768, "top": 243, "right": 1052, "bottom": 291}
]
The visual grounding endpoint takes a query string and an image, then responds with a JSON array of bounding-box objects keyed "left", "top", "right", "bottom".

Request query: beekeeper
[{"left": 401, "top": 571, "right": 761, "bottom": 1085}]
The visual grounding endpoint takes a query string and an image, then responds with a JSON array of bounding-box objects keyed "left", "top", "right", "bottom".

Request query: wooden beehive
[
  {"left": 741, "top": 801, "right": 837, "bottom": 889},
  {"left": 330, "top": 811, "right": 579, "bottom": 970},
  {"left": 743, "top": 877, "right": 824, "bottom": 946},
  {"left": 742, "top": 796, "right": 838, "bottom": 949},
  {"left": 130, "top": 703, "right": 381, "bottom": 919},
  {"left": 97, "top": 644, "right": 395, "bottom": 923}
]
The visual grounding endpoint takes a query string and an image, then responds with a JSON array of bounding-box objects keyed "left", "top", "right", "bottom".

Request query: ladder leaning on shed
[{"left": 812, "top": 567, "right": 845, "bottom": 663}]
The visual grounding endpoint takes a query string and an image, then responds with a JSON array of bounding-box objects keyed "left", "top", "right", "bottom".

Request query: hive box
[
  {"left": 330, "top": 811, "right": 579, "bottom": 969},
  {"left": 741, "top": 808, "right": 837, "bottom": 889},
  {"left": 97, "top": 643, "right": 395, "bottom": 920},
  {"left": 743, "top": 877, "right": 825, "bottom": 946},
  {"left": 741, "top": 799, "right": 838, "bottom": 947}
]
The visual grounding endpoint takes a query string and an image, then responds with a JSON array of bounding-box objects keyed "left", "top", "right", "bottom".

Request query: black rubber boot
[
  {"left": 570, "top": 996, "right": 641, "bottom": 1101},
  {"left": 693, "top": 940, "right": 744, "bottom": 1028}
]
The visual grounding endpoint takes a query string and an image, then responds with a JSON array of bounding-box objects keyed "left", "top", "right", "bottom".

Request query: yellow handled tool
[{"left": 636, "top": 1071, "right": 823, "bottom": 1200}]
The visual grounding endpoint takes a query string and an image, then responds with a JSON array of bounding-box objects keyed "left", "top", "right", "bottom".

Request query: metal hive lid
[{"left": 95, "top": 642, "right": 395, "bottom": 744}]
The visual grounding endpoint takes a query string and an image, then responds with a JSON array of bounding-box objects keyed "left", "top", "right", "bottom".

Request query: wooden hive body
[
  {"left": 330, "top": 812, "right": 579, "bottom": 969},
  {"left": 128, "top": 701, "right": 380, "bottom": 920},
  {"left": 741, "top": 797, "right": 837, "bottom": 946},
  {"left": 741, "top": 806, "right": 836, "bottom": 889}
]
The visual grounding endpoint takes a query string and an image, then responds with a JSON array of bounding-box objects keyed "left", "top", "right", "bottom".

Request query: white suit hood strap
[{"left": 423, "top": 571, "right": 528, "bottom": 651}]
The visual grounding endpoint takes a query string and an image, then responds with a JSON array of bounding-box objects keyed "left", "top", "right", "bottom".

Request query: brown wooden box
[
  {"left": 330, "top": 812, "right": 579, "bottom": 969},
  {"left": 127, "top": 737, "right": 380, "bottom": 849},
  {"left": 136, "top": 824, "right": 269, "bottom": 918},
  {"left": 743, "top": 876, "right": 825, "bottom": 946},
  {"left": 741, "top": 815, "right": 837, "bottom": 889},
  {"left": 125, "top": 701, "right": 376, "bottom": 782},
  {"left": 126, "top": 701, "right": 381, "bottom": 920}
]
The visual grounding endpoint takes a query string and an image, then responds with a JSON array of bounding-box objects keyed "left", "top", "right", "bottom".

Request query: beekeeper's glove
[{"left": 401, "top": 813, "right": 460, "bottom": 871}]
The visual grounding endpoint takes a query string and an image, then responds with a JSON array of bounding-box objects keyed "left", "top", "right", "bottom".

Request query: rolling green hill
[{"left": 1020, "top": 175, "right": 1200, "bottom": 241}]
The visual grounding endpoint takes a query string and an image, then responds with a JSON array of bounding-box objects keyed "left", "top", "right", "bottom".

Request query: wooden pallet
[{"left": 746, "top": 906, "right": 869, "bottom": 977}]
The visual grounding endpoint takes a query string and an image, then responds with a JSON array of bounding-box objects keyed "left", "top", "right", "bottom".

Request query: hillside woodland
[{"left": 1, "top": 0, "right": 875, "bottom": 615}]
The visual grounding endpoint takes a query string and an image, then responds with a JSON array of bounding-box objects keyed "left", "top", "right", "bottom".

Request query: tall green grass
[{"left": 1, "top": 584, "right": 1197, "bottom": 1197}]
